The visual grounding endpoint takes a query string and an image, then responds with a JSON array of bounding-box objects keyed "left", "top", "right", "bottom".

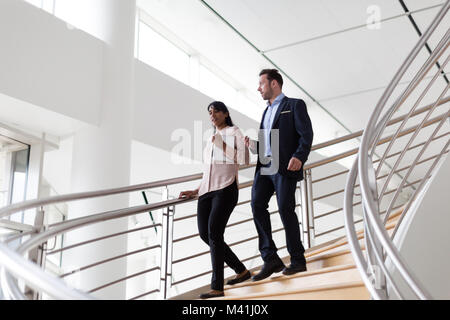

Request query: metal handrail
[
  {"left": 59, "top": 245, "right": 161, "bottom": 278},
  {"left": 306, "top": 110, "right": 448, "bottom": 170},
  {"left": 388, "top": 139, "right": 450, "bottom": 240},
  {"left": 344, "top": 0, "right": 449, "bottom": 300},
  {"left": 2, "top": 199, "right": 192, "bottom": 300},
  {"left": 310, "top": 95, "right": 449, "bottom": 153},
  {"left": 0, "top": 242, "right": 91, "bottom": 300},
  {"left": 373, "top": 54, "right": 450, "bottom": 179},
  {"left": 46, "top": 223, "right": 162, "bottom": 256},
  {"left": 0, "top": 103, "right": 445, "bottom": 224}
]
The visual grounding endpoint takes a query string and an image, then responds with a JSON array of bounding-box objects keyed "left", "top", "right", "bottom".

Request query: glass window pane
[
  {"left": 138, "top": 22, "right": 189, "bottom": 85},
  {"left": 0, "top": 152, "right": 10, "bottom": 208},
  {"left": 199, "top": 65, "right": 236, "bottom": 106},
  {"left": 9, "top": 149, "right": 30, "bottom": 223}
]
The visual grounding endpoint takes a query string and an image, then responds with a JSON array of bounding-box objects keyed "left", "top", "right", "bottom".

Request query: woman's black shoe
[
  {"left": 226, "top": 270, "right": 251, "bottom": 285},
  {"left": 199, "top": 290, "right": 224, "bottom": 299}
]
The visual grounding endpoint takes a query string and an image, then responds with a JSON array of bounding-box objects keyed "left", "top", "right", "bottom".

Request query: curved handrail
[
  {"left": 0, "top": 242, "right": 92, "bottom": 300},
  {"left": 0, "top": 173, "right": 203, "bottom": 220},
  {"left": 344, "top": 0, "right": 450, "bottom": 300}
]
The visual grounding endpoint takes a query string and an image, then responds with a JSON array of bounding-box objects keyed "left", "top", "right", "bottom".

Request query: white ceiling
[{"left": 137, "top": 0, "right": 449, "bottom": 143}]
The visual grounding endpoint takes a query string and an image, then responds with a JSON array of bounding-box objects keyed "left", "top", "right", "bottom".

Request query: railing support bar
[
  {"left": 305, "top": 169, "right": 315, "bottom": 247},
  {"left": 159, "top": 186, "right": 174, "bottom": 300}
]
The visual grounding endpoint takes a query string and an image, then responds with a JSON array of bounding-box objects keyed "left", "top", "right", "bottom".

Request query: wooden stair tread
[
  {"left": 214, "top": 280, "right": 367, "bottom": 300},
  {"left": 222, "top": 216, "right": 399, "bottom": 297},
  {"left": 224, "top": 264, "right": 360, "bottom": 297},
  {"left": 307, "top": 229, "right": 391, "bottom": 263},
  {"left": 224, "top": 264, "right": 357, "bottom": 290},
  {"left": 173, "top": 207, "right": 404, "bottom": 300},
  {"left": 305, "top": 217, "right": 397, "bottom": 259}
]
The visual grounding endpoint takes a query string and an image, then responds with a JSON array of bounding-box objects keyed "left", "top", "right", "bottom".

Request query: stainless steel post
[
  {"left": 166, "top": 203, "right": 175, "bottom": 298},
  {"left": 26, "top": 206, "right": 47, "bottom": 300},
  {"left": 300, "top": 175, "right": 311, "bottom": 249},
  {"left": 365, "top": 158, "right": 387, "bottom": 299},
  {"left": 305, "top": 169, "right": 315, "bottom": 247},
  {"left": 159, "top": 187, "right": 174, "bottom": 300},
  {"left": 159, "top": 187, "right": 168, "bottom": 299},
  {"left": 295, "top": 185, "right": 303, "bottom": 244}
]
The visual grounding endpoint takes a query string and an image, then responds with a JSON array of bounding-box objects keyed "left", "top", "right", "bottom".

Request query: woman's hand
[
  {"left": 244, "top": 136, "right": 250, "bottom": 148},
  {"left": 178, "top": 190, "right": 198, "bottom": 199},
  {"left": 244, "top": 136, "right": 258, "bottom": 155}
]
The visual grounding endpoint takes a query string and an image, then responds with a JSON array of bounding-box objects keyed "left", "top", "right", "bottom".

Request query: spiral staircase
[{"left": 0, "top": 1, "right": 449, "bottom": 301}]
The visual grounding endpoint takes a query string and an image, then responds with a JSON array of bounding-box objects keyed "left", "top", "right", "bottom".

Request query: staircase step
[
  {"left": 223, "top": 264, "right": 359, "bottom": 297},
  {"left": 305, "top": 217, "right": 397, "bottom": 261},
  {"left": 216, "top": 280, "right": 369, "bottom": 300},
  {"left": 172, "top": 207, "right": 403, "bottom": 300},
  {"left": 307, "top": 249, "right": 356, "bottom": 270},
  {"left": 306, "top": 223, "right": 395, "bottom": 271}
]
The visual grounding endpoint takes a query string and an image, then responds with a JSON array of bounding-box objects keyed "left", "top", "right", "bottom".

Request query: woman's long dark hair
[{"left": 207, "top": 101, "right": 234, "bottom": 127}]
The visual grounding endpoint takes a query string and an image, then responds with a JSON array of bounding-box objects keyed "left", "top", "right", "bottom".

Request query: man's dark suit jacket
[{"left": 256, "top": 96, "right": 314, "bottom": 181}]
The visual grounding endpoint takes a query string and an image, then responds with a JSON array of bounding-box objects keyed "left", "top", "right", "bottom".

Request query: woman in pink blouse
[{"left": 179, "top": 101, "right": 251, "bottom": 299}]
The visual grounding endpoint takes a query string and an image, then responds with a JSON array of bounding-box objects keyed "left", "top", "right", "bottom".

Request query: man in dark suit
[{"left": 245, "top": 69, "right": 313, "bottom": 281}]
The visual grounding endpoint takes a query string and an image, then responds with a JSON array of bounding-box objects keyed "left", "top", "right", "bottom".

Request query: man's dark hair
[{"left": 259, "top": 69, "right": 283, "bottom": 88}]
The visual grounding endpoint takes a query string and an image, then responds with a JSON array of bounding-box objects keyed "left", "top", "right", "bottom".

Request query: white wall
[
  {"left": 388, "top": 153, "right": 450, "bottom": 299},
  {"left": 0, "top": 0, "right": 103, "bottom": 126},
  {"left": 42, "top": 136, "right": 74, "bottom": 196},
  {"left": 0, "top": 0, "right": 261, "bottom": 158},
  {"left": 133, "top": 60, "right": 260, "bottom": 160}
]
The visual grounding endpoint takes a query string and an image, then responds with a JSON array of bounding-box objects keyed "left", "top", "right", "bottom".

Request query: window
[
  {"left": 198, "top": 65, "right": 237, "bottom": 106},
  {"left": 9, "top": 149, "right": 30, "bottom": 223},
  {"left": 135, "top": 12, "right": 264, "bottom": 121},
  {"left": 138, "top": 21, "right": 190, "bottom": 85},
  {"left": 0, "top": 135, "right": 30, "bottom": 223}
]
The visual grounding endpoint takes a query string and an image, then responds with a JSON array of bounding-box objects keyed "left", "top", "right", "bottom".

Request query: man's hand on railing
[{"left": 178, "top": 189, "right": 199, "bottom": 199}]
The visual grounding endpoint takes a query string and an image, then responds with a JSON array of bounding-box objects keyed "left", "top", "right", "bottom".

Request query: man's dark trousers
[{"left": 251, "top": 168, "right": 305, "bottom": 265}]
